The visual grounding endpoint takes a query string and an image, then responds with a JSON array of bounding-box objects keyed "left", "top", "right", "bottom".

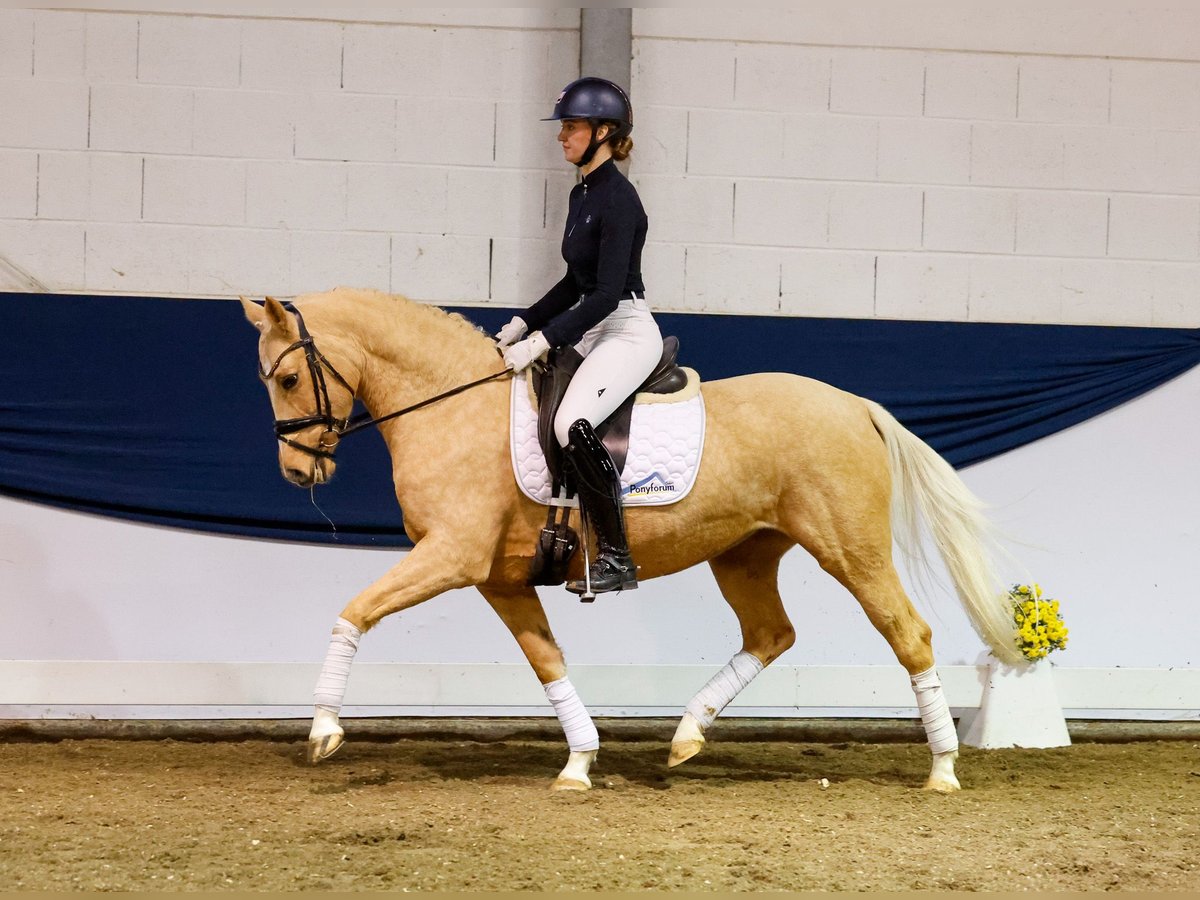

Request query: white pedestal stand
[{"left": 957, "top": 657, "right": 1071, "bottom": 749}]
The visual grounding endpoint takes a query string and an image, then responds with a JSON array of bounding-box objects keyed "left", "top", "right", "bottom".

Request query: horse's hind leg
[
  {"left": 478, "top": 584, "right": 599, "bottom": 791},
  {"left": 822, "top": 556, "right": 961, "bottom": 792},
  {"left": 670, "top": 530, "right": 797, "bottom": 768}
]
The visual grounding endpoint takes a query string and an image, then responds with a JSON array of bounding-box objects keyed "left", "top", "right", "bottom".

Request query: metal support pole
[
  {"left": 579, "top": 8, "right": 633, "bottom": 175},
  {"left": 580, "top": 8, "right": 632, "bottom": 91}
]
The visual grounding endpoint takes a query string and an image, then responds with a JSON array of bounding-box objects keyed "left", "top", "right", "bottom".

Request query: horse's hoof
[
  {"left": 668, "top": 738, "right": 704, "bottom": 768},
  {"left": 923, "top": 775, "right": 962, "bottom": 793},
  {"left": 551, "top": 775, "right": 591, "bottom": 792},
  {"left": 307, "top": 731, "right": 344, "bottom": 764},
  {"left": 551, "top": 749, "right": 596, "bottom": 790}
]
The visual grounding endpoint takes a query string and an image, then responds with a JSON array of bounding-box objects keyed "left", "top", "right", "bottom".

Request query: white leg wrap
[
  {"left": 314, "top": 617, "right": 361, "bottom": 712},
  {"left": 911, "top": 666, "right": 958, "bottom": 755},
  {"left": 544, "top": 676, "right": 599, "bottom": 752},
  {"left": 685, "top": 650, "right": 765, "bottom": 730}
]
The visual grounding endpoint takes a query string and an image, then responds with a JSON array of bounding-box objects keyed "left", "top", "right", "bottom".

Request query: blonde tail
[{"left": 865, "top": 399, "right": 1023, "bottom": 665}]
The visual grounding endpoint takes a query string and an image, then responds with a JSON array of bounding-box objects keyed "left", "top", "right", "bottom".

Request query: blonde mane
[{"left": 298, "top": 287, "right": 494, "bottom": 348}]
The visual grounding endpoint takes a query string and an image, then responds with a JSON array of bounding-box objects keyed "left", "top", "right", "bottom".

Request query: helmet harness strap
[{"left": 576, "top": 120, "right": 606, "bottom": 169}]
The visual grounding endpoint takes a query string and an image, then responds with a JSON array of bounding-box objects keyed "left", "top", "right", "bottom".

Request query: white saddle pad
[{"left": 510, "top": 369, "right": 706, "bottom": 507}]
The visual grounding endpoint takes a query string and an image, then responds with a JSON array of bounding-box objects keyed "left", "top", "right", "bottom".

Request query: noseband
[{"left": 259, "top": 302, "right": 512, "bottom": 462}]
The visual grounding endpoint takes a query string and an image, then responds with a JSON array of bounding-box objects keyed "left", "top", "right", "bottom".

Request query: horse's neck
[{"left": 333, "top": 296, "right": 498, "bottom": 421}]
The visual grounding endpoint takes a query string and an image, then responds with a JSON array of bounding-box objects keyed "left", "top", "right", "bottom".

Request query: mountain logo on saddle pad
[
  {"left": 597, "top": 387, "right": 605, "bottom": 397},
  {"left": 622, "top": 471, "right": 678, "bottom": 498}
]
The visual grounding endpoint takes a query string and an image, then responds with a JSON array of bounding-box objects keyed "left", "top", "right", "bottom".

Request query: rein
[{"left": 261, "top": 302, "right": 512, "bottom": 460}]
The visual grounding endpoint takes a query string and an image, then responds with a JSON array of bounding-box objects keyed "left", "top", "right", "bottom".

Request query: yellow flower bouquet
[{"left": 1010, "top": 584, "right": 1068, "bottom": 661}]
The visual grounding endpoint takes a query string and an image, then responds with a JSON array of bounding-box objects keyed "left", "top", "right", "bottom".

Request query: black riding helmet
[{"left": 543, "top": 76, "right": 633, "bottom": 168}]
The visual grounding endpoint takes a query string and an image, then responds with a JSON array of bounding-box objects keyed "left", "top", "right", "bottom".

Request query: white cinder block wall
[
  {"left": 0, "top": 8, "right": 580, "bottom": 303},
  {"left": 1, "top": 5, "right": 1198, "bottom": 327},
  {"left": 629, "top": 7, "right": 1200, "bottom": 327}
]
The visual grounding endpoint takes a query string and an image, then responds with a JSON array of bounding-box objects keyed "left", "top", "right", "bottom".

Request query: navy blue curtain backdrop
[{"left": 3, "top": 292, "right": 1198, "bottom": 547}]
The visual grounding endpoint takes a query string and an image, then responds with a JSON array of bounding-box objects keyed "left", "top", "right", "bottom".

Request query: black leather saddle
[{"left": 531, "top": 335, "right": 689, "bottom": 483}]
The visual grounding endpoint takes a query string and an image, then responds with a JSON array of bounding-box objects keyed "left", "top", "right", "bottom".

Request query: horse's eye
[{"left": 281, "top": 373, "right": 299, "bottom": 390}]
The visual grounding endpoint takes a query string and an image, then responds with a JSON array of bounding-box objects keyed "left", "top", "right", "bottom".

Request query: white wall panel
[
  {"left": 188, "top": 226, "right": 290, "bottom": 296},
  {"left": 829, "top": 48, "right": 925, "bottom": 117},
  {"left": 389, "top": 233, "right": 491, "bottom": 303},
  {"left": 36, "top": 151, "right": 142, "bottom": 221},
  {"left": 1014, "top": 191, "right": 1108, "bottom": 258},
  {"left": 1062, "top": 127, "right": 1200, "bottom": 195},
  {"left": 682, "top": 245, "right": 781, "bottom": 314},
  {"left": 2, "top": 7, "right": 1199, "bottom": 322},
  {"left": 782, "top": 115, "right": 878, "bottom": 181},
  {"left": 970, "top": 123, "right": 1066, "bottom": 189},
  {"left": 83, "top": 222, "right": 192, "bottom": 293},
  {"left": 0, "top": 79, "right": 89, "bottom": 149},
  {"left": 143, "top": 156, "right": 246, "bottom": 226},
  {"left": 245, "top": 161, "right": 346, "bottom": 230},
  {"left": 1109, "top": 61, "right": 1200, "bottom": 130},
  {"left": 0, "top": 10, "right": 34, "bottom": 77},
  {"left": 292, "top": 93, "right": 395, "bottom": 162},
  {"left": 0, "top": 150, "right": 38, "bottom": 218},
  {"left": 136, "top": 14, "right": 240, "bottom": 87},
  {"left": 827, "top": 183, "right": 923, "bottom": 251},
  {"left": 0, "top": 220, "right": 84, "bottom": 291},
  {"left": 1058, "top": 259, "right": 1169, "bottom": 327},
  {"left": 32, "top": 10, "right": 86, "bottom": 80},
  {"left": 488, "top": 236, "right": 567, "bottom": 306},
  {"left": 633, "top": 6, "right": 1200, "bottom": 60},
  {"left": 732, "top": 43, "right": 830, "bottom": 115},
  {"left": 632, "top": 39, "right": 735, "bottom": 109},
  {"left": 90, "top": 83, "right": 193, "bottom": 154},
  {"left": 1107, "top": 195, "right": 1200, "bottom": 262},
  {"left": 82, "top": 12, "right": 138, "bottom": 82},
  {"left": 191, "top": 89, "right": 297, "bottom": 159},
  {"left": 1149, "top": 265, "right": 1200, "bottom": 327},
  {"left": 289, "top": 230, "right": 390, "bottom": 297},
  {"left": 924, "top": 53, "right": 1018, "bottom": 121},
  {"left": 876, "top": 118, "right": 971, "bottom": 185},
  {"left": 1016, "top": 57, "right": 1110, "bottom": 125},
  {"left": 967, "top": 256, "right": 1064, "bottom": 323},
  {"left": 634, "top": 175, "right": 733, "bottom": 245},
  {"left": 639, "top": 241, "right": 686, "bottom": 310},
  {"left": 394, "top": 97, "right": 495, "bottom": 167},
  {"left": 239, "top": 19, "right": 344, "bottom": 92},
  {"left": 686, "top": 109, "right": 785, "bottom": 178},
  {"left": 446, "top": 168, "right": 550, "bottom": 239},
  {"left": 732, "top": 179, "right": 829, "bottom": 248},
  {"left": 779, "top": 250, "right": 876, "bottom": 319},
  {"left": 923, "top": 187, "right": 1017, "bottom": 253},
  {"left": 345, "top": 165, "right": 447, "bottom": 234},
  {"left": 874, "top": 253, "right": 970, "bottom": 321}
]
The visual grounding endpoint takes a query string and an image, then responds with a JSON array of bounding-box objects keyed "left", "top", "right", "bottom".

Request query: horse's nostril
[{"left": 285, "top": 467, "right": 310, "bottom": 484}]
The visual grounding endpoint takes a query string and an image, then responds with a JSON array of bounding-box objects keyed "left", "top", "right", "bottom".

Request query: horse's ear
[
  {"left": 262, "top": 296, "right": 296, "bottom": 336},
  {"left": 239, "top": 296, "right": 267, "bottom": 332}
]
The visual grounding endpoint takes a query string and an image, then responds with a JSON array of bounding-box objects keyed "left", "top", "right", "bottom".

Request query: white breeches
[{"left": 554, "top": 295, "right": 663, "bottom": 447}]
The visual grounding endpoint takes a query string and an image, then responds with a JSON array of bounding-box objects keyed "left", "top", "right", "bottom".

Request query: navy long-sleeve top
[{"left": 521, "top": 158, "right": 648, "bottom": 348}]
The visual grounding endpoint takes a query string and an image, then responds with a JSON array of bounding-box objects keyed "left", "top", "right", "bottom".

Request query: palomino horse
[{"left": 241, "top": 288, "right": 1022, "bottom": 792}]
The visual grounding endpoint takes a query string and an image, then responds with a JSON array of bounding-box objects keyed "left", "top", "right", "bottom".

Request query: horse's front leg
[
  {"left": 478, "top": 584, "right": 599, "bottom": 791},
  {"left": 308, "top": 534, "right": 491, "bottom": 764}
]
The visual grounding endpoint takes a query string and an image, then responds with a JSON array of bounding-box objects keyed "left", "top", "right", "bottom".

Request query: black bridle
[{"left": 259, "top": 302, "right": 512, "bottom": 461}]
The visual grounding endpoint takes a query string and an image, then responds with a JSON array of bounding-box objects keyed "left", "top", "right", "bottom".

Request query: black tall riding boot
[{"left": 563, "top": 418, "right": 638, "bottom": 595}]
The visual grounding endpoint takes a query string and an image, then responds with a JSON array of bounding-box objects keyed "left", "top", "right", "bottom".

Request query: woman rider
[{"left": 497, "top": 76, "right": 663, "bottom": 596}]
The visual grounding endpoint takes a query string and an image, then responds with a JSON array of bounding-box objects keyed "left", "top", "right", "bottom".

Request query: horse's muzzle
[{"left": 282, "top": 457, "right": 332, "bottom": 488}]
